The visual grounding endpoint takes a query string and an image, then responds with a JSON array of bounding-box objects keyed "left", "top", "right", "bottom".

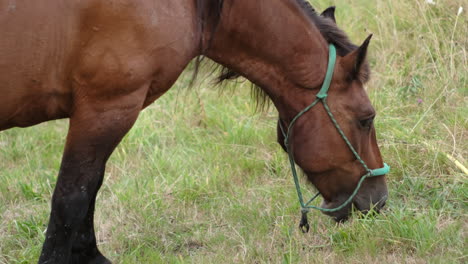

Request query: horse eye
[{"left": 359, "top": 116, "right": 374, "bottom": 129}]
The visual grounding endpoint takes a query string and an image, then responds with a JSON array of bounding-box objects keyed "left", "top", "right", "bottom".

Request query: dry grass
[{"left": 0, "top": 0, "right": 466, "bottom": 263}]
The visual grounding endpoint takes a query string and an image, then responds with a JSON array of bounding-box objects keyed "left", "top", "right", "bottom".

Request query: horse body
[
  {"left": 0, "top": 0, "right": 197, "bottom": 130},
  {"left": 0, "top": 1, "right": 388, "bottom": 263}
]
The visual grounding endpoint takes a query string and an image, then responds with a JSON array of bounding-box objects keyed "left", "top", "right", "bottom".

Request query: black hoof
[
  {"left": 70, "top": 251, "right": 111, "bottom": 264},
  {"left": 87, "top": 254, "right": 112, "bottom": 264}
]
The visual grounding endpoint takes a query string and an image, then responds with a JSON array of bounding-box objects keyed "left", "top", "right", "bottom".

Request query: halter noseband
[{"left": 278, "top": 44, "right": 390, "bottom": 233}]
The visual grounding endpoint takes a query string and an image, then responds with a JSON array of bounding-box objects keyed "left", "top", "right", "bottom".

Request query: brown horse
[{"left": 0, "top": 0, "right": 388, "bottom": 263}]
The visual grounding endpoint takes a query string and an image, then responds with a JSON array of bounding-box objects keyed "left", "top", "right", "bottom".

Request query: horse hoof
[
  {"left": 87, "top": 254, "right": 112, "bottom": 264},
  {"left": 70, "top": 253, "right": 111, "bottom": 264}
]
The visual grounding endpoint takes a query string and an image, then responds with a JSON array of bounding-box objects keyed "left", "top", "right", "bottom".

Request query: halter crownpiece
[{"left": 279, "top": 44, "right": 390, "bottom": 233}]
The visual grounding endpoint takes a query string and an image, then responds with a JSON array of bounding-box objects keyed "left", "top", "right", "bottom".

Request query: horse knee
[{"left": 51, "top": 190, "right": 90, "bottom": 229}]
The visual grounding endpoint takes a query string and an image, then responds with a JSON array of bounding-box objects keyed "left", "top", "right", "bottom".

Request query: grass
[{"left": 0, "top": 0, "right": 466, "bottom": 263}]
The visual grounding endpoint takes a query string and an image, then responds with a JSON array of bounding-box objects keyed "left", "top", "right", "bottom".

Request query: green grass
[{"left": 1, "top": 0, "right": 466, "bottom": 263}]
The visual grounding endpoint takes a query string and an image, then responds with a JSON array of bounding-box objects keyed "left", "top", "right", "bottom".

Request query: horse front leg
[
  {"left": 38, "top": 90, "right": 146, "bottom": 264},
  {"left": 69, "top": 186, "right": 108, "bottom": 264}
]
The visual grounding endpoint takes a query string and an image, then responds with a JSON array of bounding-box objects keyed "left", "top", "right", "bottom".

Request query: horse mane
[{"left": 194, "top": 0, "right": 369, "bottom": 109}]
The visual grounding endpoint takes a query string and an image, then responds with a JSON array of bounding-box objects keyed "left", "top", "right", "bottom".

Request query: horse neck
[{"left": 203, "top": 0, "right": 329, "bottom": 117}]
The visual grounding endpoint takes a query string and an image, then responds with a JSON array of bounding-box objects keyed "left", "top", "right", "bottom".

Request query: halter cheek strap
[{"left": 279, "top": 44, "right": 390, "bottom": 233}]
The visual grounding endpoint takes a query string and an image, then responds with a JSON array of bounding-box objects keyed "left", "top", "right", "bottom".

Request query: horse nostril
[{"left": 380, "top": 201, "right": 386, "bottom": 208}]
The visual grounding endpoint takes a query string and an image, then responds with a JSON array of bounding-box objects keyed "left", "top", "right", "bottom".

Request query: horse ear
[
  {"left": 321, "top": 6, "right": 336, "bottom": 23},
  {"left": 341, "top": 34, "right": 372, "bottom": 82}
]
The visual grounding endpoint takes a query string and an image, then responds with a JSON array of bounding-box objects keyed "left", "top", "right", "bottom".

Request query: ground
[{"left": 0, "top": 0, "right": 466, "bottom": 263}]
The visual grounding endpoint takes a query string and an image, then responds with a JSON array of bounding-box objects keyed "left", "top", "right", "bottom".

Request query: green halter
[{"left": 279, "top": 44, "right": 390, "bottom": 233}]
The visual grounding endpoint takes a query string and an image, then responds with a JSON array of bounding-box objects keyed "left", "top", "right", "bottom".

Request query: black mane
[{"left": 194, "top": 0, "right": 368, "bottom": 108}]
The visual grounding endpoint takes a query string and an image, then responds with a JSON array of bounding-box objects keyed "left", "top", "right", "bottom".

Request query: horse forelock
[{"left": 293, "top": 0, "right": 371, "bottom": 83}]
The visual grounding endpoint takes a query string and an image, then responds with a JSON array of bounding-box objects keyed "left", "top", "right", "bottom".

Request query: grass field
[{"left": 1, "top": 0, "right": 466, "bottom": 263}]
